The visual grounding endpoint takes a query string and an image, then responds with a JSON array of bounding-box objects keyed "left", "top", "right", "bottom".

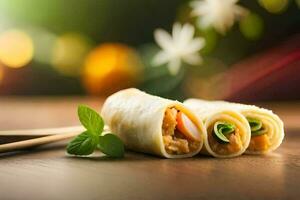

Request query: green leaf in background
[
  {"left": 197, "top": 27, "right": 218, "bottom": 54},
  {"left": 213, "top": 122, "right": 235, "bottom": 143},
  {"left": 78, "top": 105, "right": 104, "bottom": 136},
  {"left": 66, "top": 131, "right": 97, "bottom": 155},
  {"left": 98, "top": 134, "right": 125, "bottom": 158},
  {"left": 138, "top": 44, "right": 185, "bottom": 98},
  {"left": 140, "top": 69, "right": 185, "bottom": 97},
  {"left": 239, "top": 12, "right": 264, "bottom": 41}
]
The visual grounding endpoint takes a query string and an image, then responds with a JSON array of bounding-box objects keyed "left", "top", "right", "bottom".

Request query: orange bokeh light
[{"left": 82, "top": 43, "right": 142, "bottom": 95}]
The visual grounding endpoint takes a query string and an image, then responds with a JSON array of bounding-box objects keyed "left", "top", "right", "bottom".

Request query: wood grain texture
[{"left": 0, "top": 97, "right": 299, "bottom": 200}]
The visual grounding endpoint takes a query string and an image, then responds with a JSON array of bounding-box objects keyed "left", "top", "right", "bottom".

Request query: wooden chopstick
[
  {"left": 0, "top": 126, "right": 85, "bottom": 136},
  {"left": 0, "top": 125, "right": 111, "bottom": 153},
  {"left": 0, "top": 131, "right": 80, "bottom": 153}
]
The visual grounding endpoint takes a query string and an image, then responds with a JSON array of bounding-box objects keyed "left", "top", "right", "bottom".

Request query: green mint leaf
[
  {"left": 98, "top": 134, "right": 125, "bottom": 158},
  {"left": 78, "top": 105, "right": 104, "bottom": 136},
  {"left": 67, "top": 131, "right": 97, "bottom": 155}
]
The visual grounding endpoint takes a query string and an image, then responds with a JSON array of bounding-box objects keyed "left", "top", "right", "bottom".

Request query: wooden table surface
[{"left": 0, "top": 97, "right": 299, "bottom": 200}]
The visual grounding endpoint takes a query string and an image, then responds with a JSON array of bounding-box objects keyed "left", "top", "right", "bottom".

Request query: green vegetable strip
[
  {"left": 213, "top": 121, "right": 235, "bottom": 143},
  {"left": 246, "top": 117, "right": 267, "bottom": 137}
]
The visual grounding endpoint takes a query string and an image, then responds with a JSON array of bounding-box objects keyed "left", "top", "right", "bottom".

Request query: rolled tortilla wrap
[
  {"left": 184, "top": 99, "right": 251, "bottom": 158},
  {"left": 185, "top": 100, "right": 284, "bottom": 154},
  {"left": 101, "top": 88, "right": 206, "bottom": 158}
]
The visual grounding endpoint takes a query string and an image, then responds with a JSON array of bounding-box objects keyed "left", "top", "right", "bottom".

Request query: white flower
[
  {"left": 190, "top": 0, "right": 248, "bottom": 34},
  {"left": 152, "top": 23, "right": 205, "bottom": 75}
]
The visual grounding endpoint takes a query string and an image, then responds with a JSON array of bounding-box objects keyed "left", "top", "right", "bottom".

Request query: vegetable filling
[
  {"left": 208, "top": 121, "right": 243, "bottom": 155},
  {"left": 246, "top": 117, "right": 270, "bottom": 151},
  {"left": 162, "top": 107, "right": 201, "bottom": 155}
]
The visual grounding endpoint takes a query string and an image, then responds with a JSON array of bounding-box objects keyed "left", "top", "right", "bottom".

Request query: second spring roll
[
  {"left": 101, "top": 88, "right": 206, "bottom": 158},
  {"left": 184, "top": 99, "right": 251, "bottom": 158},
  {"left": 187, "top": 100, "right": 284, "bottom": 154}
]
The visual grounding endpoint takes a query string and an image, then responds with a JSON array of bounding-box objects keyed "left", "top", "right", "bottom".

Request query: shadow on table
[
  {"left": 0, "top": 139, "right": 284, "bottom": 161},
  {"left": 64, "top": 150, "right": 219, "bottom": 163}
]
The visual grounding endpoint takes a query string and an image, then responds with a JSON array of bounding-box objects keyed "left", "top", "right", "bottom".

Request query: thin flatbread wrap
[
  {"left": 184, "top": 99, "right": 251, "bottom": 158},
  {"left": 185, "top": 99, "right": 284, "bottom": 154},
  {"left": 101, "top": 88, "right": 206, "bottom": 158}
]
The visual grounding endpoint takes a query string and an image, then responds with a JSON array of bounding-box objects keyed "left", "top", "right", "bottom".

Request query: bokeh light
[
  {"left": 29, "top": 27, "right": 57, "bottom": 65},
  {"left": 239, "top": 13, "right": 264, "bottom": 40},
  {"left": 51, "top": 33, "right": 92, "bottom": 77},
  {"left": 0, "top": 30, "right": 34, "bottom": 68},
  {"left": 82, "top": 43, "right": 143, "bottom": 95},
  {"left": 258, "top": 0, "right": 289, "bottom": 14}
]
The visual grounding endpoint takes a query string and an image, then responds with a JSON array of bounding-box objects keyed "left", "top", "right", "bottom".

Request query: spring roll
[
  {"left": 184, "top": 99, "right": 251, "bottom": 158},
  {"left": 196, "top": 100, "right": 284, "bottom": 154},
  {"left": 185, "top": 99, "right": 284, "bottom": 154},
  {"left": 101, "top": 88, "right": 206, "bottom": 158}
]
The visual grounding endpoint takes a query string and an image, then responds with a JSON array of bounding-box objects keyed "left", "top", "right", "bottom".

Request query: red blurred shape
[{"left": 222, "top": 34, "right": 300, "bottom": 102}]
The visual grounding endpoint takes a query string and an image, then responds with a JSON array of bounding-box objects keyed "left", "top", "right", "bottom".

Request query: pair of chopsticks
[{"left": 0, "top": 126, "right": 85, "bottom": 153}]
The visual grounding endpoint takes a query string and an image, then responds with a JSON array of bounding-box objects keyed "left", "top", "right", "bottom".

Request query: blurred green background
[{"left": 0, "top": 0, "right": 299, "bottom": 99}]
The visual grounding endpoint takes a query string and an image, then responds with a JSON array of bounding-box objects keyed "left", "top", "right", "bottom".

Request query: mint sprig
[
  {"left": 66, "top": 105, "right": 124, "bottom": 158},
  {"left": 67, "top": 131, "right": 98, "bottom": 155},
  {"left": 98, "top": 134, "right": 125, "bottom": 157},
  {"left": 78, "top": 105, "right": 104, "bottom": 135}
]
